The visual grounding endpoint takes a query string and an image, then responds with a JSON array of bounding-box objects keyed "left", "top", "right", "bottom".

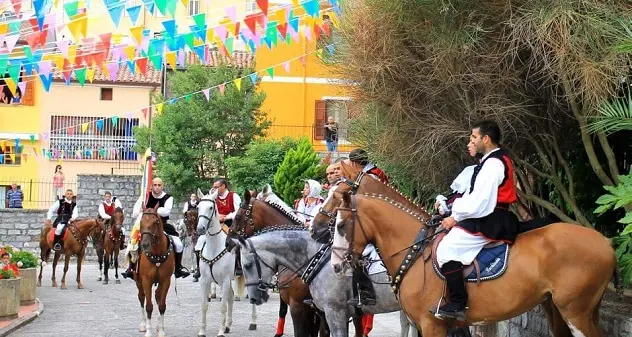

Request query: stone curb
[{"left": 0, "top": 298, "right": 44, "bottom": 337}]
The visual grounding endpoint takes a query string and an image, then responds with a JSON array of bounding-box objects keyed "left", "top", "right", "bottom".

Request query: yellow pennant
[
  {"left": 0, "top": 23, "right": 7, "bottom": 35},
  {"left": 206, "top": 28, "right": 214, "bottom": 44},
  {"left": 81, "top": 123, "right": 88, "bottom": 133},
  {"left": 130, "top": 26, "right": 144, "bottom": 46},
  {"left": 9, "top": 154, "right": 15, "bottom": 162},
  {"left": 124, "top": 45, "right": 136, "bottom": 60},
  {"left": 276, "top": 8, "right": 287, "bottom": 26},
  {"left": 156, "top": 103, "right": 164, "bottom": 115},
  {"left": 180, "top": 0, "right": 189, "bottom": 9},
  {"left": 86, "top": 67, "right": 95, "bottom": 82},
  {"left": 234, "top": 78, "right": 242, "bottom": 91},
  {"left": 67, "top": 45, "right": 78, "bottom": 64},
  {"left": 4, "top": 78, "right": 16, "bottom": 96},
  {"left": 165, "top": 51, "right": 177, "bottom": 70},
  {"left": 53, "top": 55, "right": 65, "bottom": 73}
]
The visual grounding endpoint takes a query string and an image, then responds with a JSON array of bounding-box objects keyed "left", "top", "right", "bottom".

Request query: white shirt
[
  {"left": 132, "top": 192, "right": 173, "bottom": 218},
  {"left": 452, "top": 148, "right": 505, "bottom": 222},
  {"left": 47, "top": 198, "right": 78, "bottom": 221},
  {"left": 296, "top": 197, "right": 324, "bottom": 222},
  {"left": 182, "top": 200, "right": 199, "bottom": 214},
  {"left": 98, "top": 198, "right": 123, "bottom": 220},
  {"left": 217, "top": 190, "right": 241, "bottom": 220}
]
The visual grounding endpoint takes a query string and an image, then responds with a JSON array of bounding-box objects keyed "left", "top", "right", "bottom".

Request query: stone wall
[
  {"left": 472, "top": 303, "right": 632, "bottom": 336},
  {"left": 0, "top": 174, "right": 185, "bottom": 259}
]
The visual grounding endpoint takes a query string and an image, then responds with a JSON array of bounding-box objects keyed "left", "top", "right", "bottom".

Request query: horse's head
[
  {"left": 140, "top": 204, "right": 161, "bottom": 252},
  {"left": 231, "top": 189, "right": 255, "bottom": 239},
  {"left": 184, "top": 209, "right": 198, "bottom": 234},
  {"left": 196, "top": 189, "right": 220, "bottom": 236},
  {"left": 230, "top": 237, "right": 274, "bottom": 305},
  {"left": 330, "top": 190, "right": 369, "bottom": 276},
  {"left": 111, "top": 207, "right": 125, "bottom": 233}
]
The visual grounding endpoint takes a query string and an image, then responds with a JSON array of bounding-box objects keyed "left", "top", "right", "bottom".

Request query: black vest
[
  {"left": 469, "top": 148, "right": 510, "bottom": 194},
  {"left": 146, "top": 193, "right": 171, "bottom": 224},
  {"left": 57, "top": 198, "right": 76, "bottom": 216},
  {"left": 187, "top": 200, "right": 198, "bottom": 211}
]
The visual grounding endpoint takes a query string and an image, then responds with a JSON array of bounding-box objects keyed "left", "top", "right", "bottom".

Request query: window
[
  {"left": 100, "top": 88, "right": 113, "bottom": 100},
  {"left": 245, "top": 0, "right": 257, "bottom": 12},
  {"left": 189, "top": 0, "right": 199, "bottom": 15},
  {"left": 0, "top": 67, "right": 34, "bottom": 106},
  {"left": 49, "top": 116, "right": 140, "bottom": 161},
  {"left": 314, "top": 99, "right": 351, "bottom": 143},
  {"left": 0, "top": 144, "right": 22, "bottom": 165}
]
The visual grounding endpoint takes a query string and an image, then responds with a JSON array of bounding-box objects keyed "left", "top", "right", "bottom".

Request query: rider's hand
[
  {"left": 219, "top": 215, "right": 226, "bottom": 222},
  {"left": 434, "top": 200, "right": 440, "bottom": 211},
  {"left": 441, "top": 217, "right": 457, "bottom": 230},
  {"left": 44, "top": 219, "right": 52, "bottom": 226}
]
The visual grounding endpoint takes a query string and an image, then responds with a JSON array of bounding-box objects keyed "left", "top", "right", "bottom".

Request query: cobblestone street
[{"left": 10, "top": 264, "right": 402, "bottom": 337}]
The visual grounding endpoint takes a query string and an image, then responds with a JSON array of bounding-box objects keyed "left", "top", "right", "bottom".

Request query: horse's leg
[
  {"left": 103, "top": 247, "right": 110, "bottom": 285},
  {"left": 323, "top": 307, "right": 350, "bottom": 337},
  {"left": 60, "top": 251, "right": 71, "bottom": 289},
  {"left": 198, "top": 277, "right": 212, "bottom": 337},
  {"left": 51, "top": 251, "right": 60, "bottom": 287},
  {"left": 137, "top": 280, "right": 148, "bottom": 332},
  {"left": 249, "top": 304, "right": 257, "bottom": 330},
  {"left": 96, "top": 245, "right": 104, "bottom": 281},
  {"left": 76, "top": 251, "right": 85, "bottom": 289},
  {"left": 217, "top": 280, "right": 232, "bottom": 337},
  {"left": 210, "top": 282, "right": 217, "bottom": 299},
  {"left": 352, "top": 316, "right": 363, "bottom": 337},
  {"left": 540, "top": 298, "right": 571, "bottom": 337},
  {"left": 142, "top": 277, "right": 155, "bottom": 337},
  {"left": 225, "top": 281, "right": 235, "bottom": 333},
  {"left": 418, "top": 315, "right": 448, "bottom": 337},
  {"left": 155, "top": 278, "right": 170, "bottom": 337},
  {"left": 114, "top": 248, "right": 121, "bottom": 284},
  {"left": 289, "top": 301, "right": 312, "bottom": 337},
  {"left": 37, "top": 246, "right": 49, "bottom": 287}
]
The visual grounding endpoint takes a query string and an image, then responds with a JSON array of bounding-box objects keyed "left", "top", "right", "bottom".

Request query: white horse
[{"left": 196, "top": 189, "right": 257, "bottom": 337}]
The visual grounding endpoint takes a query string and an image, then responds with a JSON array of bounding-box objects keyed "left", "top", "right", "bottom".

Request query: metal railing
[{"left": 0, "top": 178, "right": 78, "bottom": 209}]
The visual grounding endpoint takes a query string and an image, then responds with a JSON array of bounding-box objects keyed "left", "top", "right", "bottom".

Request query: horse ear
[
  {"left": 243, "top": 189, "right": 251, "bottom": 204},
  {"left": 153, "top": 203, "right": 159, "bottom": 211},
  {"left": 197, "top": 188, "right": 204, "bottom": 199},
  {"left": 342, "top": 190, "right": 352, "bottom": 205},
  {"left": 262, "top": 184, "right": 271, "bottom": 194}
]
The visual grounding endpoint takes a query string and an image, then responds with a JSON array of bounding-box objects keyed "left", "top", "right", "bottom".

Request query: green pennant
[
  {"left": 166, "top": 0, "right": 177, "bottom": 17},
  {"left": 64, "top": 0, "right": 79, "bottom": 18},
  {"left": 154, "top": 0, "right": 168, "bottom": 16},
  {"left": 98, "top": 148, "right": 106, "bottom": 157},
  {"left": 286, "top": 33, "right": 291, "bottom": 45},
  {"left": 266, "top": 67, "right": 274, "bottom": 78},
  {"left": 266, "top": 25, "right": 278, "bottom": 47},
  {"left": 74, "top": 67, "right": 86, "bottom": 86},
  {"left": 192, "top": 13, "right": 206, "bottom": 30},
  {"left": 225, "top": 37, "right": 234, "bottom": 55},
  {"left": 8, "top": 22, "right": 21, "bottom": 33},
  {"left": 183, "top": 33, "right": 196, "bottom": 50},
  {"left": 149, "top": 54, "right": 163, "bottom": 70},
  {"left": 184, "top": 94, "right": 192, "bottom": 101},
  {"left": 22, "top": 46, "right": 33, "bottom": 61},
  {"left": 29, "top": 135, "right": 35, "bottom": 144},
  {"left": 111, "top": 116, "right": 119, "bottom": 126},
  {"left": 0, "top": 56, "right": 8, "bottom": 76},
  {"left": 8, "top": 65, "right": 21, "bottom": 84}
]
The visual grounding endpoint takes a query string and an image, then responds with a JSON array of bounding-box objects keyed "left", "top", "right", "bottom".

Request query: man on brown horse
[
  {"left": 122, "top": 178, "right": 190, "bottom": 279},
  {"left": 98, "top": 191, "right": 126, "bottom": 250},
  {"left": 46, "top": 189, "right": 78, "bottom": 251},
  {"left": 182, "top": 193, "right": 201, "bottom": 282},
  {"left": 193, "top": 178, "right": 241, "bottom": 280},
  {"left": 436, "top": 120, "right": 519, "bottom": 321}
]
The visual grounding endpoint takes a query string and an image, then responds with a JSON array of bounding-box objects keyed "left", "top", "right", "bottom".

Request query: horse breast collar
[{"left": 144, "top": 235, "right": 173, "bottom": 267}]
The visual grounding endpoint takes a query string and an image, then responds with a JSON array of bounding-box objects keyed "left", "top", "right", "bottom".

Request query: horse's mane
[
  {"left": 258, "top": 192, "right": 304, "bottom": 226},
  {"left": 350, "top": 193, "right": 428, "bottom": 223}
]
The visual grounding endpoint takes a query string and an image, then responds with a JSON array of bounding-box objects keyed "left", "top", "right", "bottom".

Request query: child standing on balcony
[{"left": 53, "top": 165, "right": 64, "bottom": 199}]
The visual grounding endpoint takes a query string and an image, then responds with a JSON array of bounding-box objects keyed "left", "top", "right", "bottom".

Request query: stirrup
[{"left": 53, "top": 243, "right": 62, "bottom": 251}]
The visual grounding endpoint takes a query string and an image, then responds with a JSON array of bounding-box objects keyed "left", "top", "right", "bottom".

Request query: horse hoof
[
  {"left": 103, "top": 280, "right": 108, "bottom": 285},
  {"left": 224, "top": 327, "right": 229, "bottom": 333},
  {"left": 210, "top": 294, "right": 217, "bottom": 299},
  {"left": 52, "top": 282, "right": 58, "bottom": 288},
  {"left": 78, "top": 283, "right": 84, "bottom": 289},
  {"left": 217, "top": 335, "right": 224, "bottom": 337},
  {"left": 139, "top": 324, "right": 147, "bottom": 332},
  {"left": 36, "top": 281, "right": 41, "bottom": 287},
  {"left": 116, "top": 280, "right": 121, "bottom": 284},
  {"left": 61, "top": 284, "right": 67, "bottom": 290},
  {"left": 158, "top": 332, "right": 166, "bottom": 337},
  {"left": 248, "top": 323, "right": 256, "bottom": 330},
  {"left": 97, "top": 277, "right": 102, "bottom": 281}
]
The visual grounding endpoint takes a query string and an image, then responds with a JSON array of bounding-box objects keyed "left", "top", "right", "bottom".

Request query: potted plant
[
  {"left": 11, "top": 250, "right": 38, "bottom": 305},
  {"left": 0, "top": 249, "right": 21, "bottom": 321}
]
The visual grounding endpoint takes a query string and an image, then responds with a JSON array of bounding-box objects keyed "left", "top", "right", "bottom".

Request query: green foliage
[
  {"left": 588, "top": 89, "right": 632, "bottom": 135},
  {"left": 134, "top": 65, "right": 270, "bottom": 199},
  {"left": 273, "top": 138, "right": 326, "bottom": 205},
  {"left": 11, "top": 250, "right": 38, "bottom": 269},
  {"left": 595, "top": 170, "right": 632, "bottom": 286},
  {"left": 225, "top": 137, "right": 299, "bottom": 194}
]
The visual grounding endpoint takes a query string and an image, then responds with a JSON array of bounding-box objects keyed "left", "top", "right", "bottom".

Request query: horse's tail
[{"left": 235, "top": 274, "right": 246, "bottom": 298}]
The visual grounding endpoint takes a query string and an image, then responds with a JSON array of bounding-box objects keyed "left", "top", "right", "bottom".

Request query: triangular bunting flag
[
  {"left": 130, "top": 26, "right": 144, "bottom": 45},
  {"left": 192, "top": 13, "right": 205, "bottom": 30},
  {"left": 249, "top": 73, "right": 258, "bottom": 84},
  {"left": 234, "top": 78, "right": 242, "bottom": 91},
  {"left": 126, "top": 5, "right": 142, "bottom": 25},
  {"left": 166, "top": 51, "right": 176, "bottom": 70},
  {"left": 218, "top": 83, "right": 225, "bottom": 95},
  {"left": 64, "top": 0, "right": 79, "bottom": 18},
  {"left": 86, "top": 67, "right": 95, "bottom": 82},
  {"left": 162, "top": 19, "right": 177, "bottom": 37},
  {"left": 74, "top": 67, "right": 87, "bottom": 86},
  {"left": 142, "top": 108, "right": 148, "bottom": 119},
  {"left": 111, "top": 116, "right": 119, "bottom": 126},
  {"left": 39, "top": 74, "right": 52, "bottom": 92},
  {"left": 202, "top": 88, "right": 210, "bottom": 101},
  {"left": 266, "top": 67, "right": 274, "bottom": 78},
  {"left": 156, "top": 103, "right": 164, "bottom": 114},
  {"left": 256, "top": 0, "right": 268, "bottom": 15}
]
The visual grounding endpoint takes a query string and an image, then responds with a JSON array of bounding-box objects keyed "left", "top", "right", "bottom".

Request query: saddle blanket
[
  {"left": 48, "top": 226, "right": 69, "bottom": 242},
  {"left": 432, "top": 243, "right": 509, "bottom": 282},
  {"left": 362, "top": 244, "right": 387, "bottom": 275}
]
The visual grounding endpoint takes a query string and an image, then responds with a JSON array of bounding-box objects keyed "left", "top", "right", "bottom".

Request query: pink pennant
[
  {"left": 67, "top": 127, "right": 75, "bottom": 136},
  {"left": 218, "top": 83, "right": 225, "bottom": 95},
  {"left": 214, "top": 25, "right": 228, "bottom": 42},
  {"left": 56, "top": 40, "right": 70, "bottom": 57},
  {"left": 126, "top": 112, "right": 133, "bottom": 120},
  {"left": 141, "top": 35, "right": 150, "bottom": 53},
  {"left": 5, "top": 34, "right": 19, "bottom": 53},
  {"left": 43, "top": 132, "right": 49, "bottom": 140},
  {"left": 38, "top": 61, "right": 52, "bottom": 77},
  {"left": 304, "top": 26, "right": 312, "bottom": 41},
  {"left": 45, "top": 13, "right": 56, "bottom": 26},
  {"left": 283, "top": 61, "right": 290, "bottom": 73},
  {"left": 18, "top": 81, "right": 26, "bottom": 94},
  {"left": 225, "top": 5, "right": 237, "bottom": 23},
  {"left": 107, "top": 62, "right": 119, "bottom": 81},
  {"left": 177, "top": 50, "right": 185, "bottom": 66},
  {"left": 142, "top": 108, "right": 148, "bottom": 119},
  {"left": 111, "top": 46, "right": 122, "bottom": 62},
  {"left": 299, "top": 56, "right": 306, "bottom": 67},
  {"left": 291, "top": 29, "right": 300, "bottom": 43},
  {"left": 202, "top": 88, "right": 210, "bottom": 101}
]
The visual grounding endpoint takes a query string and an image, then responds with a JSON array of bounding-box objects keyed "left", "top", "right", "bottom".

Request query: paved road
[{"left": 11, "top": 264, "right": 402, "bottom": 337}]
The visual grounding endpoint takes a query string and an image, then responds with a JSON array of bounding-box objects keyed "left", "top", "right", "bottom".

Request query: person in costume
[
  {"left": 97, "top": 191, "right": 126, "bottom": 249},
  {"left": 46, "top": 189, "right": 78, "bottom": 251}
]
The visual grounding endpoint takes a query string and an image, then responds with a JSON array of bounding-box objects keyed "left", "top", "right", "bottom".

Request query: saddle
[
  {"left": 431, "top": 231, "right": 510, "bottom": 283},
  {"left": 48, "top": 224, "right": 70, "bottom": 242}
]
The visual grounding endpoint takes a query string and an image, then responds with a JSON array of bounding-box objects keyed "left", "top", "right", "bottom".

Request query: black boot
[
  {"left": 174, "top": 251, "right": 190, "bottom": 279},
  {"left": 347, "top": 267, "right": 376, "bottom": 307},
  {"left": 192, "top": 251, "right": 201, "bottom": 282},
  {"left": 53, "top": 234, "right": 62, "bottom": 251},
  {"left": 435, "top": 261, "right": 468, "bottom": 321},
  {"left": 122, "top": 261, "right": 135, "bottom": 279}
]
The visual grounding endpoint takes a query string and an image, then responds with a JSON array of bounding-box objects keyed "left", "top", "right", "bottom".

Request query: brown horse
[
  {"left": 184, "top": 208, "right": 199, "bottom": 245},
  {"left": 316, "top": 191, "right": 617, "bottom": 337},
  {"left": 103, "top": 207, "right": 125, "bottom": 285},
  {"left": 135, "top": 205, "right": 174, "bottom": 337},
  {"left": 38, "top": 217, "right": 105, "bottom": 289},
  {"left": 230, "top": 188, "right": 332, "bottom": 337},
  {"left": 91, "top": 224, "right": 106, "bottom": 282}
]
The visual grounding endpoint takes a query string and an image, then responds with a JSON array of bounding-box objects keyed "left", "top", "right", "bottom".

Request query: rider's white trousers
[
  {"left": 170, "top": 235, "right": 183, "bottom": 253},
  {"left": 436, "top": 226, "right": 491, "bottom": 268},
  {"left": 55, "top": 223, "right": 66, "bottom": 235}
]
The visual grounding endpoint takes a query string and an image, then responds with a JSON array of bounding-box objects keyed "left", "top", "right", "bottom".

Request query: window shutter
[
  {"left": 314, "top": 100, "right": 326, "bottom": 140},
  {"left": 22, "top": 81, "right": 34, "bottom": 106}
]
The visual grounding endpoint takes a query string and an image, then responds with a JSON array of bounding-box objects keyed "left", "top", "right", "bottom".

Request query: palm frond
[{"left": 587, "top": 90, "right": 632, "bottom": 134}]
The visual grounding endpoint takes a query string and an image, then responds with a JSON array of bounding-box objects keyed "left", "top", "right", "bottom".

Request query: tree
[
  {"left": 225, "top": 137, "right": 299, "bottom": 194},
  {"left": 328, "top": 0, "right": 632, "bottom": 230},
  {"left": 273, "top": 138, "right": 326, "bottom": 205},
  {"left": 134, "top": 64, "right": 269, "bottom": 199}
]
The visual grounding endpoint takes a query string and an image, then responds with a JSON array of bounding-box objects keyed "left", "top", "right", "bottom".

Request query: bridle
[
  {"left": 244, "top": 238, "right": 279, "bottom": 297},
  {"left": 197, "top": 199, "right": 222, "bottom": 236},
  {"left": 140, "top": 210, "right": 163, "bottom": 246}
]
